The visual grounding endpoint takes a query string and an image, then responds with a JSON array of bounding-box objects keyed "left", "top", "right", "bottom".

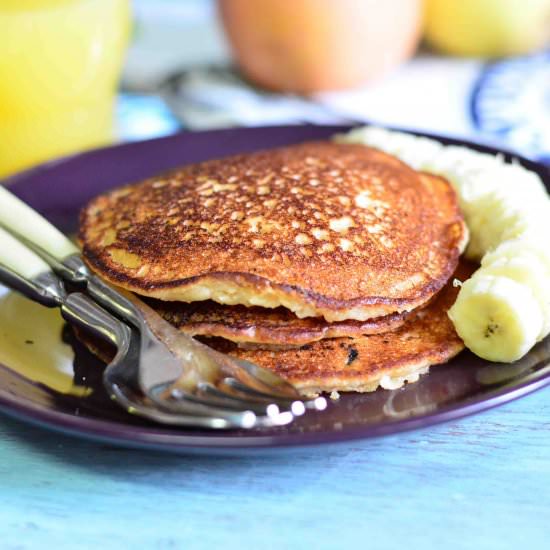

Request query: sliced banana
[
  {"left": 482, "top": 238, "right": 550, "bottom": 274},
  {"left": 455, "top": 163, "right": 548, "bottom": 205},
  {"left": 336, "top": 126, "right": 443, "bottom": 171},
  {"left": 448, "top": 274, "right": 543, "bottom": 363},
  {"left": 500, "top": 207, "right": 550, "bottom": 245},
  {"left": 480, "top": 256, "right": 550, "bottom": 339},
  {"left": 426, "top": 146, "right": 503, "bottom": 189},
  {"left": 336, "top": 127, "right": 443, "bottom": 171},
  {"left": 462, "top": 189, "right": 550, "bottom": 260}
]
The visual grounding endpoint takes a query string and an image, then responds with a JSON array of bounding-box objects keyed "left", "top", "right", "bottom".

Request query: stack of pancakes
[{"left": 79, "top": 142, "right": 470, "bottom": 396}]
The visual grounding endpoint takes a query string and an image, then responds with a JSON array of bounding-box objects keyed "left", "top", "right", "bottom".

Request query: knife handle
[{"left": 0, "top": 185, "right": 78, "bottom": 259}]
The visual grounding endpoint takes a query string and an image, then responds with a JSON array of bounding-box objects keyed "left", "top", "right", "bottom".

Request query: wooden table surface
[{"left": 1, "top": 386, "right": 549, "bottom": 550}]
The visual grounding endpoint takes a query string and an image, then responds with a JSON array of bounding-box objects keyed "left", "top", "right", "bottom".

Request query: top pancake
[{"left": 80, "top": 141, "right": 467, "bottom": 321}]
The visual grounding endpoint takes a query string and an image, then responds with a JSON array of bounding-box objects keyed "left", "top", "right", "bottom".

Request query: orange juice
[{"left": 0, "top": 0, "right": 131, "bottom": 177}]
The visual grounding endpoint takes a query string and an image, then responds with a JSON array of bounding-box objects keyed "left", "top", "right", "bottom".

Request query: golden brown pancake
[
  {"left": 203, "top": 260, "right": 475, "bottom": 396},
  {"left": 80, "top": 141, "right": 467, "bottom": 321},
  {"left": 145, "top": 298, "right": 415, "bottom": 348},
  {"left": 75, "top": 261, "right": 475, "bottom": 397}
]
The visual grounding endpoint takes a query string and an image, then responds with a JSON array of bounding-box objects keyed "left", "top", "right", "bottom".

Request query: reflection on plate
[{"left": 2, "top": 125, "right": 550, "bottom": 455}]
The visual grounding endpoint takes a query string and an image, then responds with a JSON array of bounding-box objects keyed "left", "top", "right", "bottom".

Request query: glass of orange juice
[{"left": 0, "top": 0, "right": 131, "bottom": 178}]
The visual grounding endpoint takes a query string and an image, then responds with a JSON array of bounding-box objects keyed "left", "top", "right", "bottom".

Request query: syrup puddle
[{"left": 0, "top": 285, "right": 91, "bottom": 397}]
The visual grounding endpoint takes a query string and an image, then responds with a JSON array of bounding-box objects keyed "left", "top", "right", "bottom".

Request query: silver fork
[
  {"left": 0, "top": 187, "right": 327, "bottom": 422},
  {"left": 0, "top": 237, "right": 272, "bottom": 428}
]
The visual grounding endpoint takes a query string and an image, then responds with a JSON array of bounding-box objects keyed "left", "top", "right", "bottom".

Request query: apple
[
  {"left": 217, "top": 0, "right": 423, "bottom": 93},
  {"left": 423, "top": 0, "right": 550, "bottom": 57}
]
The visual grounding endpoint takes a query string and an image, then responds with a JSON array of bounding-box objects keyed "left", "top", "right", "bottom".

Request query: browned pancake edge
[
  {"left": 75, "top": 261, "right": 476, "bottom": 396},
  {"left": 145, "top": 298, "right": 417, "bottom": 347},
  {"left": 202, "top": 260, "right": 475, "bottom": 395}
]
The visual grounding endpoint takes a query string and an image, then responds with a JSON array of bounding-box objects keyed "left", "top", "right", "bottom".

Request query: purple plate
[{"left": 1, "top": 125, "right": 550, "bottom": 455}]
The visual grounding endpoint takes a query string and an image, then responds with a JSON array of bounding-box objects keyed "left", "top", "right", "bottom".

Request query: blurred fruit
[
  {"left": 423, "top": 0, "right": 550, "bottom": 57},
  {"left": 218, "top": 0, "right": 423, "bottom": 93}
]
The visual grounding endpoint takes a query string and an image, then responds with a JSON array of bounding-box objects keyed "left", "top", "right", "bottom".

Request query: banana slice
[
  {"left": 448, "top": 274, "right": 543, "bottom": 362},
  {"left": 500, "top": 206, "right": 550, "bottom": 245},
  {"left": 463, "top": 189, "right": 550, "bottom": 260},
  {"left": 461, "top": 162, "right": 540, "bottom": 212},
  {"left": 336, "top": 127, "right": 444, "bottom": 170},
  {"left": 480, "top": 256, "right": 550, "bottom": 339},
  {"left": 482, "top": 238, "right": 550, "bottom": 274},
  {"left": 426, "top": 146, "right": 503, "bottom": 189}
]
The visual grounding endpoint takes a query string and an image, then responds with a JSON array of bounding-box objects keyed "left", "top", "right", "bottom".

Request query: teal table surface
[{"left": 1, "top": 386, "right": 549, "bottom": 550}]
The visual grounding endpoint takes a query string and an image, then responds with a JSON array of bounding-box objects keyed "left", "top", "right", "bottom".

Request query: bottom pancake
[
  {"left": 200, "top": 260, "right": 475, "bottom": 396},
  {"left": 74, "top": 261, "right": 475, "bottom": 397}
]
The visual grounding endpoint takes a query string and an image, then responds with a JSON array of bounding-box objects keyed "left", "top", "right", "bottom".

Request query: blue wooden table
[{"left": 1, "top": 387, "right": 549, "bottom": 549}]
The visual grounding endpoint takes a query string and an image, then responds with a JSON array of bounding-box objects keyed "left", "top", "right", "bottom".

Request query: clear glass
[{"left": 0, "top": 0, "right": 131, "bottom": 177}]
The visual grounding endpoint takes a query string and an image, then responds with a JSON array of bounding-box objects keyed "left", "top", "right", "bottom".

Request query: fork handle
[
  {"left": 0, "top": 185, "right": 78, "bottom": 259},
  {"left": 0, "top": 188, "right": 144, "bottom": 326},
  {"left": 0, "top": 222, "right": 130, "bottom": 349},
  {"left": 0, "top": 227, "right": 68, "bottom": 306},
  {"left": 61, "top": 293, "right": 131, "bottom": 350},
  {"left": 0, "top": 226, "right": 51, "bottom": 280}
]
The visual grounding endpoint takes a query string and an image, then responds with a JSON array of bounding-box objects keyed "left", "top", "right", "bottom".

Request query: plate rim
[
  {"left": 2, "top": 123, "right": 550, "bottom": 454},
  {"left": 1, "top": 363, "right": 550, "bottom": 453}
]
